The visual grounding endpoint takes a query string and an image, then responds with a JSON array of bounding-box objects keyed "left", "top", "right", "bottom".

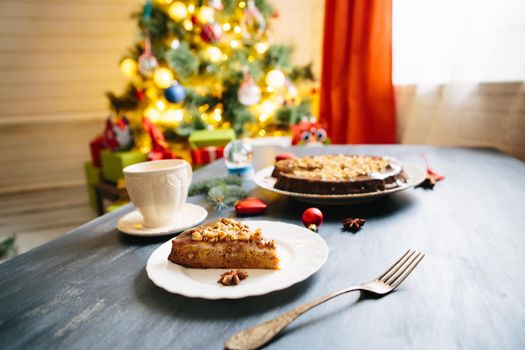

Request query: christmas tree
[{"left": 107, "top": 0, "right": 316, "bottom": 156}]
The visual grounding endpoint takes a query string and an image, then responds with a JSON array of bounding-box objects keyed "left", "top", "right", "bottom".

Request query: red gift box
[
  {"left": 89, "top": 135, "right": 107, "bottom": 167},
  {"left": 191, "top": 146, "right": 225, "bottom": 165},
  {"left": 147, "top": 150, "right": 180, "bottom": 161}
]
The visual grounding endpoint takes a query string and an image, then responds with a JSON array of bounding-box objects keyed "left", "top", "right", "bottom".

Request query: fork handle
[{"left": 225, "top": 286, "right": 361, "bottom": 350}]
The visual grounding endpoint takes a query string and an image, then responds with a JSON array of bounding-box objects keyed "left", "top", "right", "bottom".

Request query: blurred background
[{"left": 0, "top": 0, "right": 524, "bottom": 257}]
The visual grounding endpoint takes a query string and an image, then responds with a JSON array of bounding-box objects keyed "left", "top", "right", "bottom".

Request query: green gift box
[
  {"left": 188, "top": 129, "right": 235, "bottom": 149},
  {"left": 84, "top": 161, "right": 102, "bottom": 212},
  {"left": 84, "top": 161, "right": 101, "bottom": 185},
  {"left": 101, "top": 150, "right": 146, "bottom": 183}
]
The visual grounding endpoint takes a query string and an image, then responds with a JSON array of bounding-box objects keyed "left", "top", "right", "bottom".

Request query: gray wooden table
[{"left": 1, "top": 145, "right": 524, "bottom": 350}]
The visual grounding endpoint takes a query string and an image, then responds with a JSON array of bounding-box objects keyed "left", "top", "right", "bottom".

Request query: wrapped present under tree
[{"left": 100, "top": 150, "right": 147, "bottom": 183}]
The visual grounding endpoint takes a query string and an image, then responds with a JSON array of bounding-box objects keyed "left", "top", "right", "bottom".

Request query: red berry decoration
[
  {"left": 135, "top": 89, "right": 146, "bottom": 101},
  {"left": 191, "top": 15, "right": 199, "bottom": 25},
  {"left": 302, "top": 207, "right": 323, "bottom": 232},
  {"left": 235, "top": 197, "right": 268, "bottom": 216}
]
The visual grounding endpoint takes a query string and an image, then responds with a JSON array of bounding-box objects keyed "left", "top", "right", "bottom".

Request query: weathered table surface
[{"left": 1, "top": 145, "right": 524, "bottom": 350}]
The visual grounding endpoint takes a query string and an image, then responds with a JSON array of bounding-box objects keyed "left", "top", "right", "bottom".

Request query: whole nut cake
[{"left": 272, "top": 154, "right": 407, "bottom": 195}]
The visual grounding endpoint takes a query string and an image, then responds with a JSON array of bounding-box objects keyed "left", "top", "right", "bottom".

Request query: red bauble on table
[
  {"left": 235, "top": 197, "right": 268, "bottom": 216},
  {"left": 302, "top": 207, "right": 323, "bottom": 232}
]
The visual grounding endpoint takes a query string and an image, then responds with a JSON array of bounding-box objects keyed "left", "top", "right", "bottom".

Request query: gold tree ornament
[
  {"left": 205, "top": 46, "right": 223, "bottom": 62},
  {"left": 266, "top": 69, "right": 286, "bottom": 88},
  {"left": 168, "top": 1, "right": 187, "bottom": 21},
  {"left": 153, "top": 67, "right": 174, "bottom": 88},
  {"left": 197, "top": 6, "right": 215, "bottom": 24},
  {"left": 120, "top": 58, "right": 138, "bottom": 78}
]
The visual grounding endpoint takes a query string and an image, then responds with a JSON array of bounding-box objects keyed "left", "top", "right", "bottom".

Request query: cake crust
[
  {"left": 272, "top": 155, "right": 407, "bottom": 195},
  {"left": 168, "top": 218, "right": 279, "bottom": 269}
]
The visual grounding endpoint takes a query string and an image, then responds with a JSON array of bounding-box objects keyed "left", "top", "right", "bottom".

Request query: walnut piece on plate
[{"left": 217, "top": 269, "right": 249, "bottom": 286}]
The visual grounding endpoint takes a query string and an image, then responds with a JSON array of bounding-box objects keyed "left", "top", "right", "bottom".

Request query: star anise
[
  {"left": 217, "top": 269, "right": 249, "bottom": 286},
  {"left": 342, "top": 218, "right": 366, "bottom": 233}
]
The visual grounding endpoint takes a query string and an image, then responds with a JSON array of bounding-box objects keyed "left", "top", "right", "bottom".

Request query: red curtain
[{"left": 319, "top": 0, "right": 396, "bottom": 144}]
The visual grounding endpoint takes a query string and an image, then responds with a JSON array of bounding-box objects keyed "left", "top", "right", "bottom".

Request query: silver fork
[{"left": 225, "top": 249, "right": 425, "bottom": 350}]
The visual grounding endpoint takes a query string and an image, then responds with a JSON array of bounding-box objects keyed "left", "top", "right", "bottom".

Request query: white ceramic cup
[{"left": 123, "top": 159, "right": 192, "bottom": 228}]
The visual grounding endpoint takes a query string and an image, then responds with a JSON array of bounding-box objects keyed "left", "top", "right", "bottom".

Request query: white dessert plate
[
  {"left": 253, "top": 163, "right": 426, "bottom": 205},
  {"left": 146, "top": 220, "right": 329, "bottom": 299},
  {"left": 117, "top": 203, "right": 208, "bottom": 237}
]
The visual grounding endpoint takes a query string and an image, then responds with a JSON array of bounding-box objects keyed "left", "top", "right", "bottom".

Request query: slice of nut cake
[{"left": 168, "top": 218, "right": 279, "bottom": 269}]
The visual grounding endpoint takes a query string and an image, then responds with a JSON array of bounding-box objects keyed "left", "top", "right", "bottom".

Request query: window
[{"left": 393, "top": 0, "right": 525, "bottom": 84}]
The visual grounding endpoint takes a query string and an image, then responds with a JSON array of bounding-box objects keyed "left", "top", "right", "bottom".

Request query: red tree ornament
[
  {"left": 235, "top": 197, "right": 268, "bottom": 216},
  {"left": 302, "top": 207, "right": 323, "bottom": 232},
  {"left": 200, "top": 23, "right": 223, "bottom": 43}
]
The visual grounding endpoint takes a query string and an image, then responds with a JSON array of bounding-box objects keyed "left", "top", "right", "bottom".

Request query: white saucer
[{"left": 117, "top": 203, "right": 208, "bottom": 237}]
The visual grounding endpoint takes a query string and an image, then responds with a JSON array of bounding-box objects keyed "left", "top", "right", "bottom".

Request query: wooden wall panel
[
  {"left": 0, "top": 0, "right": 142, "bottom": 114},
  {"left": 0, "top": 119, "right": 103, "bottom": 192},
  {"left": 0, "top": 0, "right": 142, "bottom": 193}
]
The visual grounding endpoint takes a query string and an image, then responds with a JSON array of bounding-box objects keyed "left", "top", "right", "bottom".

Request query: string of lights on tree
[{"left": 108, "top": 0, "right": 317, "bottom": 149}]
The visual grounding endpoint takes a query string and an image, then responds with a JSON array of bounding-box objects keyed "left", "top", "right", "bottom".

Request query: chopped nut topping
[
  {"left": 217, "top": 269, "right": 249, "bottom": 286},
  {"left": 189, "top": 218, "right": 275, "bottom": 248},
  {"left": 191, "top": 231, "right": 203, "bottom": 241},
  {"left": 278, "top": 155, "right": 391, "bottom": 181}
]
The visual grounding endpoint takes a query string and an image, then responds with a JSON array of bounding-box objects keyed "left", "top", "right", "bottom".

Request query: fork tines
[{"left": 378, "top": 249, "right": 425, "bottom": 289}]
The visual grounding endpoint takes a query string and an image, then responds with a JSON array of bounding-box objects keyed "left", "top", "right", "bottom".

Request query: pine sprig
[
  {"left": 106, "top": 83, "right": 141, "bottom": 112},
  {"left": 0, "top": 236, "right": 17, "bottom": 260},
  {"left": 275, "top": 99, "right": 312, "bottom": 126},
  {"left": 290, "top": 63, "right": 316, "bottom": 81},
  {"left": 207, "top": 184, "right": 246, "bottom": 209},
  {"left": 165, "top": 43, "right": 200, "bottom": 81},
  {"left": 189, "top": 176, "right": 242, "bottom": 196},
  {"left": 136, "top": 3, "right": 170, "bottom": 41},
  {"left": 264, "top": 45, "right": 292, "bottom": 70}
]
